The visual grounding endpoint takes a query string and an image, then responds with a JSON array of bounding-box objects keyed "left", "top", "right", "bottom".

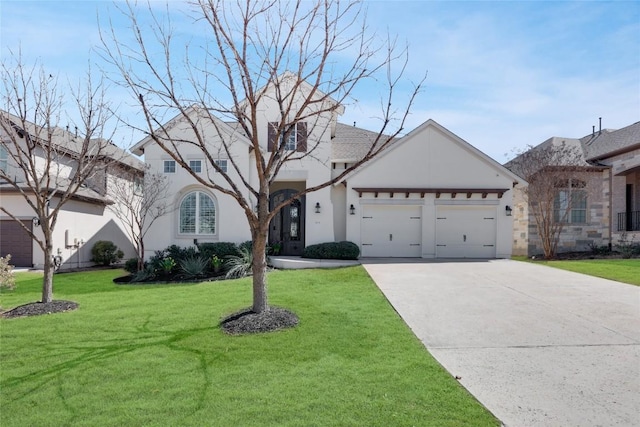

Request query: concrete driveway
[{"left": 362, "top": 259, "right": 640, "bottom": 427}]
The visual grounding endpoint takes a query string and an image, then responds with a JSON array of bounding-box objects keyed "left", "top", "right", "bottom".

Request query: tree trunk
[
  {"left": 251, "top": 225, "right": 269, "bottom": 313},
  {"left": 137, "top": 239, "right": 145, "bottom": 271},
  {"left": 41, "top": 244, "right": 54, "bottom": 303}
]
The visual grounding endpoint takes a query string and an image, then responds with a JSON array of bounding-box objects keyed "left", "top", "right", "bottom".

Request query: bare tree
[
  {"left": 107, "top": 166, "right": 171, "bottom": 271},
  {"left": 0, "top": 53, "right": 117, "bottom": 303},
  {"left": 101, "top": 0, "right": 425, "bottom": 314},
  {"left": 507, "top": 141, "right": 595, "bottom": 259}
]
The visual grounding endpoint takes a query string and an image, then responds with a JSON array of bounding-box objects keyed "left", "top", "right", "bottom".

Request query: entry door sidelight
[{"left": 269, "top": 189, "right": 306, "bottom": 256}]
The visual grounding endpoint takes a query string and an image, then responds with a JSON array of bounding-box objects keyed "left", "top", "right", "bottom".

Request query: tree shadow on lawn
[{"left": 2, "top": 318, "right": 216, "bottom": 417}]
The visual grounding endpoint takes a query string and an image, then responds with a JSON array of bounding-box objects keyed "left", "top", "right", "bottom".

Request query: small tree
[
  {"left": 0, "top": 52, "right": 118, "bottom": 303},
  {"left": 102, "top": 0, "right": 425, "bottom": 316},
  {"left": 107, "top": 166, "right": 171, "bottom": 271},
  {"left": 507, "top": 141, "right": 594, "bottom": 259}
]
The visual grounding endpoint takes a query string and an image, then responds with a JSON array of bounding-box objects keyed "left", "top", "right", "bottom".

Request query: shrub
[
  {"left": 91, "top": 241, "right": 124, "bottom": 266},
  {"left": 239, "top": 240, "right": 253, "bottom": 253},
  {"left": 165, "top": 245, "right": 199, "bottom": 263},
  {"left": 302, "top": 241, "right": 360, "bottom": 260},
  {"left": 124, "top": 258, "right": 139, "bottom": 274},
  {"left": 179, "top": 256, "right": 209, "bottom": 279},
  {"left": 197, "top": 242, "right": 239, "bottom": 260},
  {"left": 0, "top": 255, "right": 16, "bottom": 290},
  {"left": 131, "top": 265, "right": 156, "bottom": 282},
  {"left": 225, "top": 246, "right": 253, "bottom": 279},
  {"left": 616, "top": 233, "right": 638, "bottom": 259}
]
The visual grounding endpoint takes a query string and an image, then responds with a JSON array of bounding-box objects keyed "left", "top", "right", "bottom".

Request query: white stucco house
[
  {"left": 0, "top": 111, "right": 144, "bottom": 269},
  {"left": 132, "top": 77, "right": 520, "bottom": 260}
]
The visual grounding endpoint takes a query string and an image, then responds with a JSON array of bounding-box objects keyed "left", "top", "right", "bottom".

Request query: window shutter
[
  {"left": 267, "top": 122, "right": 277, "bottom": 152},
  {"left": 296, "top": 121, "right": 307, "bottom": 152}
]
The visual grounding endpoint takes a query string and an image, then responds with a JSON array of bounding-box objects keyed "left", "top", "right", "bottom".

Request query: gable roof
[
  {"left": 345, "top": 119, "right": 522, "bottom": 184},
  {"left": 237, "top": 71, "right": 345, "bottom": 116},
  {"left": 580, "top": 121, "right": 640, "bottom": 161},
  {"left": 130, "top": 106, "right": 252, "bottom": 156},
  {"left": 331, "top": 123, "right": 395, "bottom": 162},
  {"left": 0, "top": 110, "right": 144, "bottom": 172}
]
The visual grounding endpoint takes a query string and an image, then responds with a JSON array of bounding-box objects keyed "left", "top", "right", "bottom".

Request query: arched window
[{"left": 180, "top": 191, "right": 216, "bottom": 234}]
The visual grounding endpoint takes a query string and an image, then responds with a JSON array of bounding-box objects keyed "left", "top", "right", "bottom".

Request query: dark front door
[{"left": 269, "top": 189, "right": 305, "bottom": 256}]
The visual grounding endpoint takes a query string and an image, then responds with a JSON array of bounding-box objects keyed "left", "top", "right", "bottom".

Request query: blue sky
[{"left": 1, "top": 0, "right": 638, "bottom": 162}]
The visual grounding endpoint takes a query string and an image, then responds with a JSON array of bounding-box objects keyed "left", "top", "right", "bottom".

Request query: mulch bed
[
  {"left": 220, "top": 306, "right": 299, "bottom": 335},
  {"left": 533, "top": 251, "right": 635, "bottom": 261},
  {"left": 1, "top": 300, "right": 79, "bottom": 319}
]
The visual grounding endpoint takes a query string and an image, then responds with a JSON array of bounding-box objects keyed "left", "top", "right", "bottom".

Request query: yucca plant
[
  {"left": 179, "top": 256, "right": 209, "bottom": 279},
  {"left": 224, "top": 246, "right": 253, "bottom": 279}
]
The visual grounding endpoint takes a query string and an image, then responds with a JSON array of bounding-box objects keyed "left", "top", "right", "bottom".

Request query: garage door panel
[
  {"left": 436, "top": 207, "right": 496, "bottom": 258},
  {"left": 0, "top": 220, "right": 33, "bottom": 267},
  {"left": 361, "top": 205, "right": 422, "bottom": 257}
]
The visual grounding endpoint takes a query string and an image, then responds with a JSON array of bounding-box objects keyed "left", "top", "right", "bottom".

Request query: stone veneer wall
[
  {"left": 515, "top": 170, "right": 610, "bottom": 257},
  {"left": 511, "top": 185, "right": 529, "bottom": 256}
]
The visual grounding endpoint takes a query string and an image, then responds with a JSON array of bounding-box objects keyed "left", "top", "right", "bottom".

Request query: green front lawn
[
  {"left": 1, "top": 268, "right": 498, "bottom": 426},
  {"left": 536, "top": 259, "right": 640, "bottom": 286}
]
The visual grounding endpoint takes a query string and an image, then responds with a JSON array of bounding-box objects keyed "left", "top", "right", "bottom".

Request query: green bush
[
  {"left": 239, "top": 240, "right": 253, "bottom": 253},
  {"left": 302, "top": 241, "right": 360, "bottom": 260},
  {"left": 197, "top": 242, "right": 239, "bottom": 260},
  {"left": 0, "top": 255, "right": 16, "bottom": 290},
  {"left": 124, "top": 258, "right": 139, "bottom": 274},
  {"left": 91, "top": 241, "right": 124, "bottom": 266}
]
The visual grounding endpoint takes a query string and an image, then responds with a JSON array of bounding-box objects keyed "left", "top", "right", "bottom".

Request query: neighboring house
[
  {"left": 507, "top": 121, "right": 640, "bottom": 256},
  {"left": 132, "top": 79, "right": 520, "bottom": 259},
  {"left": 0, "top": 113, "right": 145, "bottom": 269}
]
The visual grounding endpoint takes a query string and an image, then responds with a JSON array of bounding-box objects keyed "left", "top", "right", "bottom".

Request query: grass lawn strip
[
  {"left": 1, "top": 267, "right": 499, "bottom": 426},
  {"left": 531, "top": 259, "right": 640, "bottom": 286}
]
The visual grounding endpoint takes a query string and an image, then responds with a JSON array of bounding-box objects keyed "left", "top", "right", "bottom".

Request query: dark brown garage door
[{"left": 0, "top": 220, "right": 33, "bottom": 267}]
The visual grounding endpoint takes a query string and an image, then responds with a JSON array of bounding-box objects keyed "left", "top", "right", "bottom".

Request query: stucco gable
[
  {"left": 130, "top": 106, "right": 252, "bottom": 156},
  {"left": 345, "top": 119, "right": 521, "bottom": 186}
]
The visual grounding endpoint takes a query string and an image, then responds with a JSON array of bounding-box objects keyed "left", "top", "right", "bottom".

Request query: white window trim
[
  {"left": 189, "top": 159, "right": 203, "bottom": 174},
  {"left": 178, "top": 190, "right": 217, "bottom": 236},
  {"left": 163, "top": 159, "right": 176, "bottom": 174},
  {"left": 280, "top": 124, "right": 298, "bottom": 150},
  {"left": 214, "top": 159, "right": 228, "bottom": 173}
]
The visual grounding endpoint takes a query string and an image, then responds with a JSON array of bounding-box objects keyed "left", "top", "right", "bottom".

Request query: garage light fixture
[
  {"left": 505, "top": 205, "right": 513, "bottom": 216},
  {"left": 349, "top": 204, "right": 356, "bottom": 215},
  {"left": 32, "top": 217, "right": 40, "bottom": 227},
  {"left": 315, "top": 202, "right": 321, "bottom": 213}
]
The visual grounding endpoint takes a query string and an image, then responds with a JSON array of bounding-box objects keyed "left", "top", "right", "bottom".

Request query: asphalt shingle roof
[
  {"left": 331, "top": 123, "right": 394, "bottom": 161},
  {"left": 580, "top": 121, "right": 640, "bottom": 161}
]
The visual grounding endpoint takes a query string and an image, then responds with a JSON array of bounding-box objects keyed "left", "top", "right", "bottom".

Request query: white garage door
[
  {"left": 436, "top": 206, "right": 496, "bottom": 258},
  {"left": 361, "top": 205, "right": 422, "bottom": 257}
]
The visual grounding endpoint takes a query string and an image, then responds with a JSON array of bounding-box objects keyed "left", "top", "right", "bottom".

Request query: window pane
[
  {"left": 215, "top": 159, "right": 228, "bottom": 173},
  {"left": 198, "top": 192, "right": 216, "bottom": 234},
  {"left": 554, "top": 190, "right": 569, "bottom": 222},
  {"left": 180, "top": 193, "right": 196, "bottom": 233},
  {"left": 189, "top": 160, "right": 202, "bottom": 173},
  {"left": 0, "top": 146, "right": 7, "bottom": 172},
  {"left": 571, "top": 190, "right": 587, "bottom": 209},
  {"left": 571, "top": 209, "right": 586, "bottom": 223},
  {"left": 164, "top": 160, "right": 176, "bottom": 173}
]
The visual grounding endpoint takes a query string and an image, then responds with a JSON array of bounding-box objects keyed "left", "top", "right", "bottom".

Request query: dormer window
[{"left": 268, "top": 122, "right": 307, "bottom": 152}]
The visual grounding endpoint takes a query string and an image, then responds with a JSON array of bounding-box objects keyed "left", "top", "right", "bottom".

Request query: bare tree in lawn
[
  {"left": 107, "top": 166, "right": 171, "bottom": 271},
  {"left": 101, "top": 0, "right": 425, "bottom": 315},
  {"left": 0, "top": 53, "right": 117, "bottom": 303},
  {"left": 507, "top": 141, "right": 594, "bottom": 259}
]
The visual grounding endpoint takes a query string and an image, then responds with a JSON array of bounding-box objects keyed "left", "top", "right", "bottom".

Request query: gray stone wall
[{"left": 519, "top": 170, "right": 610, "bottom": 257}]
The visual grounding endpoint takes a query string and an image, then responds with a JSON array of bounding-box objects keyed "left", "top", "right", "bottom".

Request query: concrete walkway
[{"left": 362, "top": 259, "right": 640, "bottom": 427}]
